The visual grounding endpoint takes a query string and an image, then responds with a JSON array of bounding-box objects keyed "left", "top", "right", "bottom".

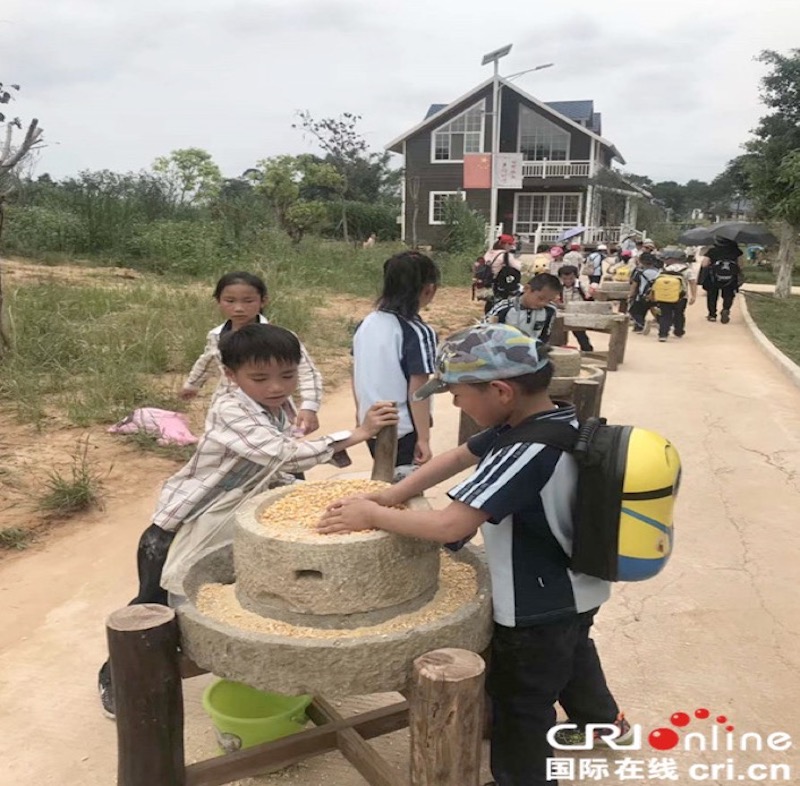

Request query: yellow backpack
[
  {"left": 613, "top": 264, "right": 631, "bottom": 282},
  {"left": 650, "top": 272, "right": 685, "bottom": 303}
]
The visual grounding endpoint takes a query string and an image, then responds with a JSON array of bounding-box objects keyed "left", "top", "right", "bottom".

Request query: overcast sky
[{"left": 2, "top": 0, "right": 798, "bottom": 184}]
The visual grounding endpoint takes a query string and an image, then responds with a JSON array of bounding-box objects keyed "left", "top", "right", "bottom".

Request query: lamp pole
[
  {"left": 481, "top": 49, "right": 554, "bottom": 246},
  {"left": 482, "top": 44, "right": 512, "bottom": 246}
]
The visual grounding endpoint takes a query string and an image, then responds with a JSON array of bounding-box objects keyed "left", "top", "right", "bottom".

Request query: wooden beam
[
  {"left": 308, "top": 696, "right": 405, "bottom": 786},
  {"left": 572, "top": 379, "right": 602, "bottom": 423},
  {"left": 409, "top": 649, "right": 485, "bottom": 786},
  {"left": 107, "top": 604, "right": 185, "bottom": 786},
  {"left": 607, "top": 315, "right": 629, "bottom": 371},
  {"left": 185, "top": 700, "right": 409, "bottom": 786}
]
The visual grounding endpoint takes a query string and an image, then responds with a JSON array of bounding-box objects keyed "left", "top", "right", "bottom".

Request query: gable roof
[{"left": 388, "top": 77, "right": 623, "bottom": 163}]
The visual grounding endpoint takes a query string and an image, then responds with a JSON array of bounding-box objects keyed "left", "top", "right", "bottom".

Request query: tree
[
  {"left": 293, "top": 110, "right": 401, "bottom": 243},
  {"left": 152, "top": 148, "right": 222, "bottom": 208},
  {"left": 248, "top": 155, "right": 341, "bottom": 243},
  {"left": 1, "top": 83, "right": 45, "bottom": 355},
  {"left": 744, "top": 49, "right": 800, "bottom": 299}
]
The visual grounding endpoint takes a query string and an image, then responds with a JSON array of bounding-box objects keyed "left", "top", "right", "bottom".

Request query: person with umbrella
[{"left": 699, "top": 236, "right": 744, "bottom": 323}]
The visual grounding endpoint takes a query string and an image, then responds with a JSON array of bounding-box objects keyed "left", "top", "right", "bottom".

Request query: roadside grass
[
  {"left": 0, "top": 527, "right": 33, "bottom": 550},
  {"left": 743, "top": 264, "right": 800, "bottom": 287},
  {"left": 38, "top": 439, "right": 106, "bottom": 516},
  {"left": 745, "top": 293, "right": 800, "bottom": 366}
]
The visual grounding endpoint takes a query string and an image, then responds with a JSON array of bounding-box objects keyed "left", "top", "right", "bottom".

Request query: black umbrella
[
  {"left": 712, "top": 222, "right": 778, "bottom": 246},
  {"left": 676, "top": 226, "right": 715, "bottom": 245},
  {"left": 677, "top": 222, "right": 777, "bottom": 246}
]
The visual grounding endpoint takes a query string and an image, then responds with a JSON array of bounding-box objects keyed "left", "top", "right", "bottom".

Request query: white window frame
[
  {"left": 429, "top": 191, "right": 467, "bottom": 225},
  {"left": 512, "top": 192, "right": 583, "bottom": 234},
  {"left": 429, "top": 100, "right": 486, "bottom": 164},
  {"left": 517, "top": 106, "right": 571, "bottom": 162}
]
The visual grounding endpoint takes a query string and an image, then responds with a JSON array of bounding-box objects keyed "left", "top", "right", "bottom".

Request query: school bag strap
[{"left": 494, "top": 412, "right": 579, "bottom": 452}]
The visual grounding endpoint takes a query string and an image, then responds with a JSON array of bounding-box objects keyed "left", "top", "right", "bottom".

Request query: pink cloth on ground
[{"left": 108, "top": 408, "right": 198, "bottom": 447}]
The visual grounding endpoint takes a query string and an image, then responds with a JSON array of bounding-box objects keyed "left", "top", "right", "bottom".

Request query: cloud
[{"left": 2, "top": 0, "right": 798, "bottom": 183}]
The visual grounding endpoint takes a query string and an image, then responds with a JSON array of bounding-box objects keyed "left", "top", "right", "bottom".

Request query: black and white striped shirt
[{"left": 449, "top": 405, "right": 611, "bottom": 627}]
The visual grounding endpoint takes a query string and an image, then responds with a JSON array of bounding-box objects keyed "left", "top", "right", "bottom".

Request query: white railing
[
  {"left": 521, "top": 160, "right": 591, "bottom": 179},
  {"left": 523, "top": 224, "right": 645, "bottom": 249},
  {"left": 485, "top": 222, "right": 504, "bottom": 248}
]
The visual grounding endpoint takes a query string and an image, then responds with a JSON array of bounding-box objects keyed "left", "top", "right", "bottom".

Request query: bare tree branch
[{"left": 0, "top": 118, "right": 43, "bottom": 173}]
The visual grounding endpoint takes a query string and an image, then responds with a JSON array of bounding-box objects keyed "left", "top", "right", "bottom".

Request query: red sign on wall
[{"left": 463, "top": 154, "right": 492, "bottom": 189}]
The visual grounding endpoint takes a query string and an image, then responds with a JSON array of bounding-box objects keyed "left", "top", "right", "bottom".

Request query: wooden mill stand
[{"left": 107, "top": 425, "right": 489, "bottom": 786}]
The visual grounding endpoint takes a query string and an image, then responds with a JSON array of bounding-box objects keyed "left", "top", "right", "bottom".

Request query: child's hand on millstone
[{"left": 318, "top": 497, "right": 381, "bottom": 534}]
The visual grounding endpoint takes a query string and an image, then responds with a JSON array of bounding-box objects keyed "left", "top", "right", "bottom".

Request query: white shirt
[{"left": 352, "top": 311, "right": 437, "bottom": 439}]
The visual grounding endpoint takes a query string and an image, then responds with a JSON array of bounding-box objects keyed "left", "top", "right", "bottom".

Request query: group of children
[
  {"left": 474, "top": 234, "right": 745, "bottom": 346},
  {"left": 99, "top": 255, "right": 629, "bottom": 786}
]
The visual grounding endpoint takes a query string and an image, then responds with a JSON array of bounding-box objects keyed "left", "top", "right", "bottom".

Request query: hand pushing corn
[{"left": 260, "top": 479, "right": 401, "bottom": 533}]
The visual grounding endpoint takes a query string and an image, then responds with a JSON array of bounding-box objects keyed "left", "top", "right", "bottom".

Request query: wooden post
[
  {"left": 107, "top": 604, "right": 185, "bottom": 786},
  {"left": 607, "top": 315, "right": 629, "bottom": 371},
  {"left": 548, "top": 314, "right": 567, "bottom": 346},
  {"left": 572, "top": 378, "right": 602, "bottom": 422},
  {"left": 409, "top": 648, "right": 486, "bottom": 786},
  {"left": 371, "top": 406, "right": 398, "bottom": 482},
  {"left": 458, "top": 410, "right": 483, "bottom": 445}
]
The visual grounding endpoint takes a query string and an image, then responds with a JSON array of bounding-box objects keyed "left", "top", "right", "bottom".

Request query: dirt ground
[
  {"left": 1, "top": 276, "right": 800, "bottom": 785},
  {"left": 0, "top": 258, "right": 479, "bottom": 541}
]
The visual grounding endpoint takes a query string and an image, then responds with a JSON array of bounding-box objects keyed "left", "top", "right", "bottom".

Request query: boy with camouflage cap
[{"left": 320, "top": 324, "right": 627, "bottom": 786}]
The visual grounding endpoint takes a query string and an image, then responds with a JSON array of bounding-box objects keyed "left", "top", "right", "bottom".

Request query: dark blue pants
[
  {"left": 488, "top": 609, "right": 619, "bottom": 786},
  {"left": 657, "top": 298, "right": 687, "bottom": 338}
]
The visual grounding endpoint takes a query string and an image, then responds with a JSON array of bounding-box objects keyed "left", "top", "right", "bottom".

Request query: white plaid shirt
[
  {"left": 183, "top": 314, "right": 323, "bottom": 412},
  {"left": 152, "top": 388, "right": 338, "bottom": 532}
]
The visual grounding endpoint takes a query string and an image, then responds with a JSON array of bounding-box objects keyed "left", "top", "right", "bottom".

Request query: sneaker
[
  {"left": 658, "top": 337, "right": 668, "bottom": 342},
  {"left": 721, "top": 309, "right": 730, "bottom": 324},
  {"left": 632, "top": 327, "right": 643, "bottom": 334},
  {"left": 642, "top": 320, "right": 653, "bottom": 336},
  {"left": 673, "top": 332, "right": 684, "bottom": 338},
  {"left": 707, "top": 315, "right": 717, "bottom": 322},
  {"left": 98, "top": 665, "right": 115, "bottom": 720},
  {"left": 552, "top": 713, "right": 633, "bottom": 748}
]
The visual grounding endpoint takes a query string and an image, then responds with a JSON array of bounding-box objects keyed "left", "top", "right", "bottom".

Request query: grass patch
[
  {"left": 0, "top": 243, "right": 472, "bottom": 428},
  {"left": 743, "top": 265, "right": 800, "bottom": 287},
  {"left": 745, "top": 293, "right": 800, "bottom": 366},
  {"left": 38, "top": 439, "right": 105, "bottom": 516},
  {"left": 0, "top": 527, "right": 34, "bottom": 550}
]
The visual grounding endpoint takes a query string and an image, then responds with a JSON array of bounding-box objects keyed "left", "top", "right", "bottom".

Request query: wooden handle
[{"left": 371, "top": 402, "right": 398, "bottom": 483}]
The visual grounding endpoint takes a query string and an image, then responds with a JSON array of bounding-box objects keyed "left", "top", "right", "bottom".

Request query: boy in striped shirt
[
  {"left": 320, "top": 324, "right": 627, "bottom": 786},
  {"left": 98, "top": 324, "right": 397, "bottom": 720}
]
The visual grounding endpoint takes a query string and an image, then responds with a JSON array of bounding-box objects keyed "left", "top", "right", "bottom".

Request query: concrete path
[{"left": 1, "top": 296, "right": 799, "bottom": 785}]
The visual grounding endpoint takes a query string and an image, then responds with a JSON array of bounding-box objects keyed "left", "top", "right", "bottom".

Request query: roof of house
[
  {"left": 394, "top": 77, "right": 623, "bottom": 163},
  {"left": 423, "top": 98, "right": 603, "bottom": 134}
]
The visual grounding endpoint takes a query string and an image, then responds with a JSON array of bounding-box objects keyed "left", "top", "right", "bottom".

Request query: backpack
[
  {"left": 709, "top": 258, "right": 739, "bottom": 288},
  {"left": 495, "top": 415, "right": 680, "bottom": 582},
  {"left": 472, "top": 256, "right": 494, "bottom": 289},
  {"left": 650, "top": 271, "right": 685, "bottom": 303},
  {"left": 492, "top": 252, "right": 522, "bottom": 300},
  {"left": 613, "top": 264, "right": 631, "bottom": 282},
  {"left": 631, "top": 268, "right": 657, "bottom": 301}
]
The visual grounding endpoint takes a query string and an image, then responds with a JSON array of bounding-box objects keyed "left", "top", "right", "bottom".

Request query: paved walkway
[{"left": 1, "top": 297, "right": 799, "bottom": 784}]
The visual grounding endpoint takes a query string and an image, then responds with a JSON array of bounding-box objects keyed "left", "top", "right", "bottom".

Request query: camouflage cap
[{"left": 413, "top": 324, "right": 549, "bottom": 400}]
